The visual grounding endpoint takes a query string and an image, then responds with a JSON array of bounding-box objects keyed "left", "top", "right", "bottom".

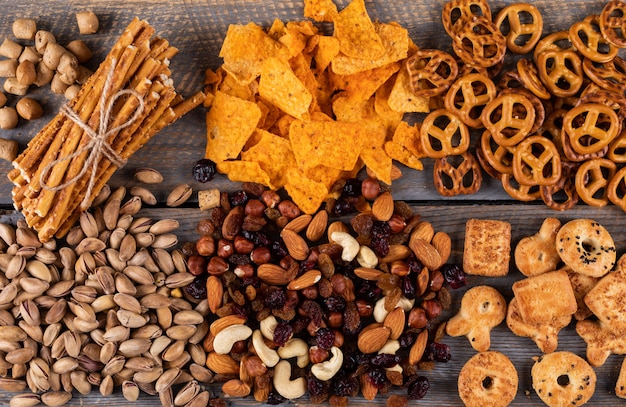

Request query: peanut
[
  {"left": 65, "top": 40, "right": 92, "bottom": 63},
  {"left": 16, "top": 97, "right": 43, "bottom": 120}
]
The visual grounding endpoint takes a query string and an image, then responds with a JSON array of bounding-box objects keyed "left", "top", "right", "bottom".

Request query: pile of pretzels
[{"left": 406, "top": 0, "right": 626, "bottom": 211}]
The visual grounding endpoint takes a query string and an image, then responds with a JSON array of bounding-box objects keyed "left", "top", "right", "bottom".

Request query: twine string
[{"left": 40, "top": 58, "right": 145, "bottom": 209}]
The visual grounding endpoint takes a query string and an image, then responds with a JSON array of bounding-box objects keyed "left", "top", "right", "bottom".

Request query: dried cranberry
[
  {"left": 332, "top": 377, "right": 359, "bottom": 397},
  {"left": 301, "top": 300, "right": 324, "bottom": 327},
  {"left": 231, "top": 303, "right": 249, "bottom": 319},
  {"left": 241, "top": 276, "right": 261, "bottom": 288},
  {"left": 401, "top": 275, "right": 416, "bottom": 299},
  {"left": 397, "top": 331, "right": 417, "bottom": 348},
  {"left": 242, "top": 230, "right": 271, "bottom": 247},
  {"left": 266, "top": 391, "right": 287, "bottom": 405},
  {"left": 356, "top": 280, "right": 382, "bottom": 302},
  {"left": 366, "top": 368, "right": 388, "bottom": 389},
  {"left": 307, "top": 373, "right": 330, "bottom": 397},
  {"left": 269, "top": 240, "right": 288, "bottom": 258},
  {"left": 192, "top": 159, "right": 217, "bottom": 183},
  {"left": 407, "top": 376, "right": 430, "bottom": 400},
  {"left": 370, "top": 353, "right": 400, "bottom": 368},
  {"left": 323, "top": 296, "right": 346, "bottom": 312},
  {"left": 315, "top": 328, "right": 336, "bottom": 350},
  {"left": 423, "top": 342, "right": 451, "bottom": 362},
  {"left": 265, "top": 289, "right": 286, "bottom": 309},
  {"left": 229, "top": 190, "right": 249, "bottom": 207},
  {"left": 406, "top": 255, "right": 423, "bottom": 274},
  {"left": 441, "top": 264, "right": 468, "bottom": 289},
  {"left": 342, "top": 178, "right": 362, "bottom": 198},
  {"left": 273, "top": 322, "right": 293, "bottom": 347},
  {"left": 332, "top": 199, "right": 355, "bottom": 216},
  {"left": 183, "top": 275, "right": 207, "bottom": 300},
  {"left": 370, "top": 221, "right": 391, "bottom": 257}
]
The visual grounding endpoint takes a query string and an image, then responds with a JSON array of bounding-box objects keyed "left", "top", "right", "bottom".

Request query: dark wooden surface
[{"left": 0, "top": 0, "right": 625, "bottom": 406}]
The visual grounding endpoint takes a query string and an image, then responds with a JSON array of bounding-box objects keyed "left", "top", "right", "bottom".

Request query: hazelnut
[
  {"left": 244, "top": 355, "right": 267, "bottom": 377},
  {"left": 196, "top": 219, "right": 216, "bottom": 236},
  {"left": 361, "top": 177, "right": 381, "bottom": 200},
  {"left": 308, "top": 346, "right": 329, "bottom": 364},
  {"left": 250, "top": 247, "right": 271, "bottom": 265},
  {"left": 278, "top": 200, "right": 300, "bottom": 219},
  {"left": 207, "top": 257, "right": 229, "bottom": 275},
  {"left": 261, "top": 190, "right": 280, "bottom": 208},
  {"left": 244, "top": 199, "right": 266, "bottom": 217},
  {"left": 330, "top": 274, "right": 346, "bottom": 295},
  {"left": 187, "top": 255, "right": 207, "bottom": 276},
  {"left": 333, "top": 330, "right": 344, "bottom": 348},
  {"left": 234, "top": 236, "right": 254, "bottom": 254},
  {"left": 387, "top": 214, "right": 407, "bottom": 234},
  {"left": 217, "top": 239, "right": 234, "bottom": 258},
  {"left": 355, "top": 299, "right": 373, "bottom": 317},
  {"left": 429, "top": 270, "right": 444, "bottom": 292},
  {"left": 407, "top": 307, "right": 428, "bottom": 329},
  {"left": 421, "top": 298, "right": 442, "bottom": 320},
  {"left": 230, "top": 340, "right": 248, "bottom": 354},
  {"left": 234, "top": 264, "right": 254, "bottom": 279},
  {"left": 195, "top": 235, "right": 215, "bottom": 256},
  {"left": 327, "top": 312, "right": 343, "bottom": 328},
  {"left": 301, "top": 286, "right": 318, "bottom": 300}
]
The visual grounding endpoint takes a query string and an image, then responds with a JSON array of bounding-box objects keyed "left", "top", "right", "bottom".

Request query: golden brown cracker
[{"left": 463, "top": 219, "right": 511, "bottom": 277}]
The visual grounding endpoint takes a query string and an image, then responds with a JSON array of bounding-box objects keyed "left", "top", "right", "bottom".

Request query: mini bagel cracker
[
  {"left": 446, "top": 285, "right": 506, "bottom": 352},
  {"left": 463, "top": 219, "right": 511, "bottom": 277},
  {"left": 514, "top": 217, "right": 561, "bottom": 277},
  {"left": 584, "top": 271, "right": 626, "bottom": 336},
  {"left": 555, "top": 219, "right": 616, "bottom": 278},
  {"left": 511, "top": 269, "right": 577, "bottom": 325},
  {"left": 457, "top": 350, "right": 518, "bottom": 407},
  {"left": 531, "top": 351, "right": 596, "bottom": 407},
  {"left": 506, "top": 297, "right": 571, "bottom": 354}
]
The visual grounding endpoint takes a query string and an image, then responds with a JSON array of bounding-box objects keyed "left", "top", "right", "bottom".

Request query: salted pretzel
[
  {"left": 561, "top": 127, "right": 610, "bottom": 162},
  {"left": 433, "top": 151, "right": 483, "bottom": 196},
  {"left": 441, "top": 0, "right": 492, "bottom": 36},
  {"left": 541, "top": 160, "right": 580, "bottom": 211},
  {"left": 420, "top": 109, "right": 470, "bottom": 158},
  {"left": 600, "top": 0, "right": 626, "bottom": 48},
  {"left": 578, "top": 87, "right": 626, "bottom": 122},
  {"left": 501, "top": 173, "right": 541, "bottom": 201},
  {"left": 475, "top": 147, "right": 503, "bottom": 180},
  {"left": 494, "top": 3, "right": 543, "bottom": 54},
  {"left": 444, "top": 73, "right": 497, "bottom": 128},
  {"left": 405, "top": 49, "right": 459, "bottom": 98},
  {"left": 533, "top": 31, "right": 577, "bottom": 63},
  {"left": 582, "top": 57, "right": 626, "bottom": 95},
  {"left": 500, "top": 87, "right": 545, "bottom": 134},
  {"left": 479, "top": 129, "right": 515, "bottom": 175},
  {"left": 481, "top": 93, "right": 536, "bottom": 147},
  {"left": 512, "top": 135, "right": 562, "bottom": 186},
  {"left": 574, "top": 157, "right": 617, "bottom": 206},
  {"left": 516, "top": 58, "right": 552, "bottom": 100},
  {"left": 536, "top": 49, "right": 584, "bottom": 97},
  {"left": 451, "top": 16, "right": 507, "bottom": 68},
  {"left": 569, "top": 15, "right": 618, "bottom": 63},
  {"left": 562, "top": 103, "right": 620, "bottom": 155},
  {"left": 608, "top": 166, "right": 626, "bottom": 211},
  {"left": 607, "top": 129, "right": 626, "bottom": 163}
]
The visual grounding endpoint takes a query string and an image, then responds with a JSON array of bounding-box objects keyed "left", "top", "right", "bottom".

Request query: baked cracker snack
[
  {"left": 512, "top": 269, "right": 577, "bottom": 325},
  {"left": 576, "top": 319, "right": 626, "bottom": 367},
  {"left": 457, "top": 350, "right": 518, "bottom": 407},
  {"left": 463, "top": 219, "right": 511, "bottom": 277},
  {"left": 506, "top": 297, "right": 571, "bottom": 354},
  {"left": 446, "top": 285, "right": 506, "bottom": 352},
  {"left": 565, "top": 268, "right": 599, "bottom": 321},
  {"left": 616, "top": 356, "right": 626, "bottom": 399},
  {"left": 531, "top": 351, "right": 596, "bottom": 407},
  {"left": 555, "top": 219, "right": 616, "bottom": 278},
  {"left": 514, "top": 217, "right": 561, "bottom": 277},
  {"left": 584, "top": 270, "right": 626, "bottom": 336}
]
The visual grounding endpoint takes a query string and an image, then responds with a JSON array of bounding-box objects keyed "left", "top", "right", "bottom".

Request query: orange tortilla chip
[
  {"left": 387, "top": 66, "right": 430, "bottom": 113},
  {"left": 217, "top": 160, "right": 275, "bottom": 189},
  {"left": 392, "top": 121, "right": 424, "bottom": 157},
  {"left": 285, "top": 168, "right": 329, "bottom": 214},
  {"left": 205, "top": 91, "right": 262, "bottom": 163},
  {"left": 359, "top": 121, "right": 393, "bottom": 184},
  {"left": 314, "top": 36, "right": 340, "bottom": 73},
  {"left": 333, "top": 0, "right": 385, "bottom": 60},
  {"left": 289, "top": 120, "right": 363, "bottom": 171},
  {"left": 332, "top": 95, "right": 376, "bottom": 122},
  {"left": 259, "top": 57, "right": 312, "bottom": 119},
  {"left": 331, "top": 22, "right": 409, "bottom": 75},
  {"left": 331, "top": 62, "right": 401, "bottom": 102},
  {"left": 384, "top": 140, "right": 424, "bottom": 171},
  {"left": 219, "top": 23, "right": 291, "bottom": 84},
  {"left": 303, "top": 0, "right": 338, "bottom": 22},
  {"left": 241, "top": 130, "right": 297, "bottom": 188}
]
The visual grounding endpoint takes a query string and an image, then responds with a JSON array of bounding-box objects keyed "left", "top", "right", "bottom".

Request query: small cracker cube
[
  {"left": 463, "top": 219, "right": 511, "bottom": 277},
  {"left": 198, "top": 189, "right": 220, "bottom": 211},
  {"left": 512, "top": 269, "right": 578, "bottom": 325}
]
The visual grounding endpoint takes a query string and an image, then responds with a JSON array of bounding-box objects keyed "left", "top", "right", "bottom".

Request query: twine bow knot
[{"left": 40, "top": 58, "right": 145, "bottom": 209}]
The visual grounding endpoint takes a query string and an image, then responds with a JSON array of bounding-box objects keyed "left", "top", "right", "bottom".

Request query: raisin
[
  {"left": 407, "top": 376, "right": 430, "bottom": 400},
  {"left": 351, "top": 213, "right": 374, "bottom": 237},
  {"left": 273, "top": 322, "right": 293, "bottom": 347},
  {"left": 192, "top": 158, "right": 217, "bottom": 183},
  {"left": 324, "top": 296, "right": 347, "bottom": 312},
  {"left": 366, "top": 368, "right": 389, "bottom": 389},
  {"left": 332, "top": 377, "right": 359, "bottom": 397},
  {"left": 397, "top": 331, "right": 417, "bottom": 348},
  {"left": 406, "top": 255, "right": 423, "bottom": 274},
  {"left": 266, "top": 391, "right": 287, "bottom": 405},
  {"left": 441, "top": 264, "right": 467, "bottom": 289},
  {"left": 371, "top": 221, "right": 391, "bottom": 257},
  {"left": 184, "top": 275, "right": 207, "bottom": 300},
  {"left": 229, "top": 190, "right": 249, "bottom": 207},
  {"left": 370, "top": 353, "right": 400, "bottom": 368},
  {"left": 342, "top": 178, "right": 362, "bottom": 198},
  {"left": 423, "top": 342, "right": 451, "bottom": 362},
  {"left": 264, "top": 289, "right": 286, "bottom": 309},
  {"left": 342, "top": 301, "right": 361, "bottom": 337},
  {"left": 401, "top": 275, "right": 416, "bottom": 299},
  {"left": 329, "top": 395, "right": 349, "bottom": 407},
  {"left": 307, "top": 373, "right": 330, "bottom": 398},
  {"left": 387, "top": 394, "right": 409, "bottom": 407},
  {"left": 315, "top": 328, "right": 336, "bottom": 350},
  {"left": 332, "top": 199, "right": 355, "bottom": 216},
  {"left": 301, "top": 300, "right": 324, "bottom": 327}
]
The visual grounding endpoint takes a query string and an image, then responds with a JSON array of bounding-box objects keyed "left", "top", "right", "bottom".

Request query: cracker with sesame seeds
[
  {"left": 462, "top": 219, "right": 511, "bottom": 277},
  {"left": 584, "top": 271, "right": 626, "bottom": 336}
]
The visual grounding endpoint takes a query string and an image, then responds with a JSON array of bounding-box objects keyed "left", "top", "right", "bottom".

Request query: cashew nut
[
  {"left": 213, "top": 324, "right": 253, "bottom": 355},
  {"left": 311, "top": 346, "right": 343, "bottom": 381},
  {"left": 386, "top": 364, "right": 403, "bottom": 373},
  {"left": 331, "top": 231, "right": 360, "bottom": 262},
  {"left": 251, "top": 329, "right": 279, "bottom": 367},
  {"left": 373, "top": 297, "right": 389, "bottom": 323},
  {"left": 397, "top": 296, "right": 415, "bottom": 312},
  {"left": 277, "top": 338, "right": 309, "bottom": 368},
  {"left": 357, "top": 245, "right": 378, "bottom": 269},
  {"left": 259, "top": 315, "right": 278, "bottom": 341},
  {"left": 378, "top": 339, "right": 400, "bottom": 355},
  {"left": 273, "top": 360, "right": 306, "bottom": 400}
]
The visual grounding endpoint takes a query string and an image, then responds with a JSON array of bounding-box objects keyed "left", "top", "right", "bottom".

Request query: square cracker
[
  {"left": 463, "top": 219, "right": 511, "bottom": 277},
  {"left": 512, "top": 269, "right": 578, "bottom": 325},
  {"left": 584, "top": 271, "right": 626, "bottom": 336}
]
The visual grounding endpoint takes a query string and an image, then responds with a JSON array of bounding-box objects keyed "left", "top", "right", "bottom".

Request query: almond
[
  {"left": 283, "top": 214, "right": 312, "bottom": 234},
  {"left": 221, "top": 379, "right": 251, "bottom": 397},
  {"left": 371, "top": 191, "right": 394, "bottom": 221},
  {"left": 353, "top": 267, "right": 383, "bottom": 281},
  {"left": 360, "top": 373, "right": 378, "bottom": 400},
  {"left": 206, "top": 276, "right": 223, "bottom": 314},
  {"left": 357, "top": 325, "right": 390, "bottom": 354},
  {"left": 432, "top": 231, "right": 452, "bottom": 265},
  {"left": 416, "top": 266, "right": 430, "bottom": 296},
  {"left": 383, "top": 307, "right": 405, "bottom": 340},
  {"left": 287, "top": 269, "right": 321, "bottom": 291},
  {"left": 410, "top": 221, "right": 435, "bottom": 244},
  {"left": 380, "top": 244, "right": 412, "bottom": 263},
  {"left": 390, "top": 164, "right": 403, "bottom": 180},
  {"left": 257, "top": 264, "right": 296, "bottom": 285},
  {"left": 209, "top": 315, "right": 246, "bottom": 336},
  {"left": 408, "top": 329, "right": 429, "bottom": 364},
  {"left": 280, "top": 229, "right": 309, "bottom": 261},
  {"left": 206, "top": 352, "right": 240, "bottom": 375},
  {"left": 306, "top": 210, "right": 328, "bottom": 242},
  {"left": 409, "top": 238, "right": 442, "bottom": 271},
  {"left": 327, "top": 221, "right": 349, "bottom": 244}
]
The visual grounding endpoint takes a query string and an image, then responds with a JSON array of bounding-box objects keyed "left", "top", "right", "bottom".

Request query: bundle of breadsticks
[{"left": 7, "top": 17, "right": 205, "bottom": 242}]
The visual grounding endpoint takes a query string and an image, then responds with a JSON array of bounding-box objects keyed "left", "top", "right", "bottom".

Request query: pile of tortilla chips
[{"left": 204, "top": 0, "right": 430, "bottom": 214}]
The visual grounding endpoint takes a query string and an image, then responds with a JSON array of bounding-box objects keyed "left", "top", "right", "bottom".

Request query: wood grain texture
[{"left": 0, "top": 0, "right": 624, "bottom": 405}]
